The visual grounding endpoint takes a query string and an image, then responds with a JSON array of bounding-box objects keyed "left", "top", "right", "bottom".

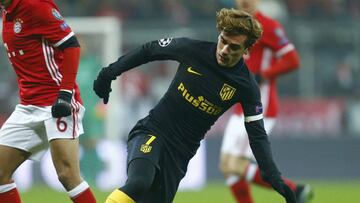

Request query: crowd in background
[
  {"left": 1, "top": 0, "right": 360, "bottom": 137},
  {"left": 55, "top": 0, "right": 360, "bottom": 21},
  {"left": 43, "top": 0, "right": 360, "bottom": 105},
  {"left": 286, "top": 0, "right": 360, "bottom": 19}
]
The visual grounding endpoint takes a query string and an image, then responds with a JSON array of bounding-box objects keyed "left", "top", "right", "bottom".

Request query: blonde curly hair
[{"left": 216, "top": 8, "right": 263, "bottom": 49}]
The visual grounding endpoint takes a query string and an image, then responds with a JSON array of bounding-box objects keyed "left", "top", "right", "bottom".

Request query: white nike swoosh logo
[{"left": 187, "top": 67, "right": 202, "bottom": 76}]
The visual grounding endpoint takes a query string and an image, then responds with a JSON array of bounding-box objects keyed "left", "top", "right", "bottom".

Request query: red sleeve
[
  {"left": 262, "top": 50, "right": 300, "bottom": 79},
  {"left": 260, "top": 18, "right": 300, "bottom": 79},
  {"left": 261, "top": 20, "right": 291, "bottom": 52},
  {"left": 60, "top": 47, "right": 81, "bottom": 91},
  {"left": 31, "top": 1, "right": 74, "bottom": 47}
]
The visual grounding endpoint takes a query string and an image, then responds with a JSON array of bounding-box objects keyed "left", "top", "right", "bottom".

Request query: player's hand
[
  {"left": 51, "top": 90, "right": 72, "bottom": 118},
  {"left": 263, "top": 175, "right": 297, "bottom": 203},
  {"left": 93, "top": 67, "right": 116, "bottom": 104},
  {"left": 274, "top": 180, "right": 296, "bottom": 203}
]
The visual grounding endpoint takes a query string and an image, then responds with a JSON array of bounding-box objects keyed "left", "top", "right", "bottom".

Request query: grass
[{"left": 20, "top": 180, "right": 360, "bottom": 203}]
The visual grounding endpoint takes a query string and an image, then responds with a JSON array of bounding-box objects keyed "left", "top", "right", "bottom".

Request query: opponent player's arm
[
  {"left": 261, "top": 49, "right": 300, "bottom": 80},
  {"left": 93, "top": 38, "right": 190, "bottom": 103},
  {"left": 257, "top": 22, "right": 300, "bottom": 82}
]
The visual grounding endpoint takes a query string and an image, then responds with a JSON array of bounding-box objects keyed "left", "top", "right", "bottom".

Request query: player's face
[
  {"left": 0, "top": 0, "right": 12, "bottom": 8},
  {"left": 216, "top": 31, "right": 248, "bottom": 67},
  {"left": 235, "top": 0, "right": 258, "bottom": 15}
]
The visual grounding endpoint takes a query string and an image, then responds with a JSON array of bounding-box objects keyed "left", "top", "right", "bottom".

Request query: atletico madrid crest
[
  {"left": 140, "top": 144, "right": 152, "bottom": 153},
  {"left": 220, "top": 83, "right": 236, "bottom": 101}
]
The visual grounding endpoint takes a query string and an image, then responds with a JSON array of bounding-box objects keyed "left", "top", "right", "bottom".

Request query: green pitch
[{"left": 21, "top": 180, "right": 360, "bottom": 203}]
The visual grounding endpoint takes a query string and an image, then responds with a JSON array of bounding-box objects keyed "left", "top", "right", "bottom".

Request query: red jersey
[
  {"left": 234, "top": 11, "right": 296, "bottom": 117},
  {"left": 2, "top": 0, "right": 81, "bottom": 106}
]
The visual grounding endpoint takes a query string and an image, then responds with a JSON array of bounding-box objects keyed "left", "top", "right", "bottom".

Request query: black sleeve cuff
[{"left": 58, "top": 36, "right": 80, "bottom": 50}]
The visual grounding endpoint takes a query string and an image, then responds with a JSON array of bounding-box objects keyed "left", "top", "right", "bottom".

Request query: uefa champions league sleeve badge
[
  {"left": 158, "top": 38, "right": 173, "bottom": 47},
  {"left": 52, "top": 8, "right": 64, "bottom": 21}
]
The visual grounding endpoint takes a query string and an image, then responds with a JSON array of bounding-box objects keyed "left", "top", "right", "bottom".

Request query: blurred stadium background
[{"left": 1, "top": 0, "right": 360, "bottom": 202}]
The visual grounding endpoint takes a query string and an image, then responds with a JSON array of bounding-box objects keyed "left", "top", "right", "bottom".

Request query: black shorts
[{"left": 127, "top": 130, "right": 189, "bottom": 203}]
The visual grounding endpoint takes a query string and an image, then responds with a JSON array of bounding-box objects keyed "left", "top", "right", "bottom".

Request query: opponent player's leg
[
  {"left": 239, "top": 118, "right": 299, "bottom": 192},
  {"left": 0, "top": 106, "right": 34, "bottom": 203},
  {"left": 220, "top": 114, "right": 253, "bottom": 203},
  {"left": 106, "top": 159, "right": 156, "bottom": 203},
  {"left": 50, "top": 138, "right": 96, "bottom": 203},
  {"left": 0, "top": 145, "right": 29, "bottom": 203},
  {"left": 220, "top": 116, "right": 306, "bottom": 202},
  {"left": 234, "top": 150, "right": 313, "bottom": 203},
  {"left": 106, "top": 131, "right": 161, "bottom": 203}
]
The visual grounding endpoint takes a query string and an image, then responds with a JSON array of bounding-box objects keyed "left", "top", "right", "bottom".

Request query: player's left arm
[
  {"left": 31, "top": 1, "right": 80, "bottom": 92},
  {"left": 32, "top": 2, "right": 80, "bottom": 117},
  {"left": 261, "top": 49, "right": 300, "bottom": 80},
  {"left": 240, "top": 79, "right": 296, "bottom": 203},
  {"left": 258, "top": 24, "right": 300, "bottom": 82},
  {"left": 51, "top": 37, "right": 80, "bottom": 118},
  {"left": 244, "top": 118, "right": 296, "bottom": 203},
  {"left": 57, "top": 37, "right": 81, "bottom": 93},
  {"left": 241, "top": 87, "right": 281, "bottom": 183}
]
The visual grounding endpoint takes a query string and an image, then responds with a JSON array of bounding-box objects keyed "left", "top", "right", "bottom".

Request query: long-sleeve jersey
[
  {"left": 107, "top": 37, "right": 281, "bottom": 178},
  {"left": 1, "top": 0, "right": 81, "bottom": 106}
]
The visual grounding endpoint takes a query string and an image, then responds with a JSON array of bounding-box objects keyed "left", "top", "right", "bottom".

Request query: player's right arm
[
  {"left": 93, "top": 38, "right": 191, "bottom": 103},
  {"left": 31, "top": 1, "right": 81, "bottom": 117}
]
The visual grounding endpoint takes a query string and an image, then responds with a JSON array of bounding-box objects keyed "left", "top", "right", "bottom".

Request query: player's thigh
[
  {"left": 46, "top": 105, "right": 85, "bottom": 173},
  {"left": 160, "top": 151, "right": 188, "bottom": 203},
  {"left": 0, "top": 145, "right": 29, "bottom": 183},
  {"left": 264, "top": 118, "right": 276, "bottom": 134},
  {"left": 232, "top": 118, "right": 276, "bottom": 162},
  {"left": 220, "top": 153, "right": 250, "bottom": 175},
  {"left": 0, "top": 105, "right": 43, "bottom": 180},
  {"left": 142, "top": 153, "right": 186, "bottom": 203},
  {"left": 44, "top": 104, "right": 85, "bottom": 141},
  {"left": 142, "top": 178, "right": 178, "bottom": 203},
  {"left": 220, "top": 115, "right": 248, "bottom": 157},
  {"left": 127, "top": 131, "right": 163, "bottom": 170}
]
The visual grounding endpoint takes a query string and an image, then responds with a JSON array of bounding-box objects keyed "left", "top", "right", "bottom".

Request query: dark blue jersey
[{"left": 108, "top": 38, "right": 280, "bottom": 178}]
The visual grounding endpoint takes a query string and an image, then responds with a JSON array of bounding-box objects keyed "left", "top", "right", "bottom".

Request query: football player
[
  {"left": 94, "top": 8, "right": 296, "bottom": 203},
  {"left": 0, "top": 1, "right": 96, "bottom": 203}
]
